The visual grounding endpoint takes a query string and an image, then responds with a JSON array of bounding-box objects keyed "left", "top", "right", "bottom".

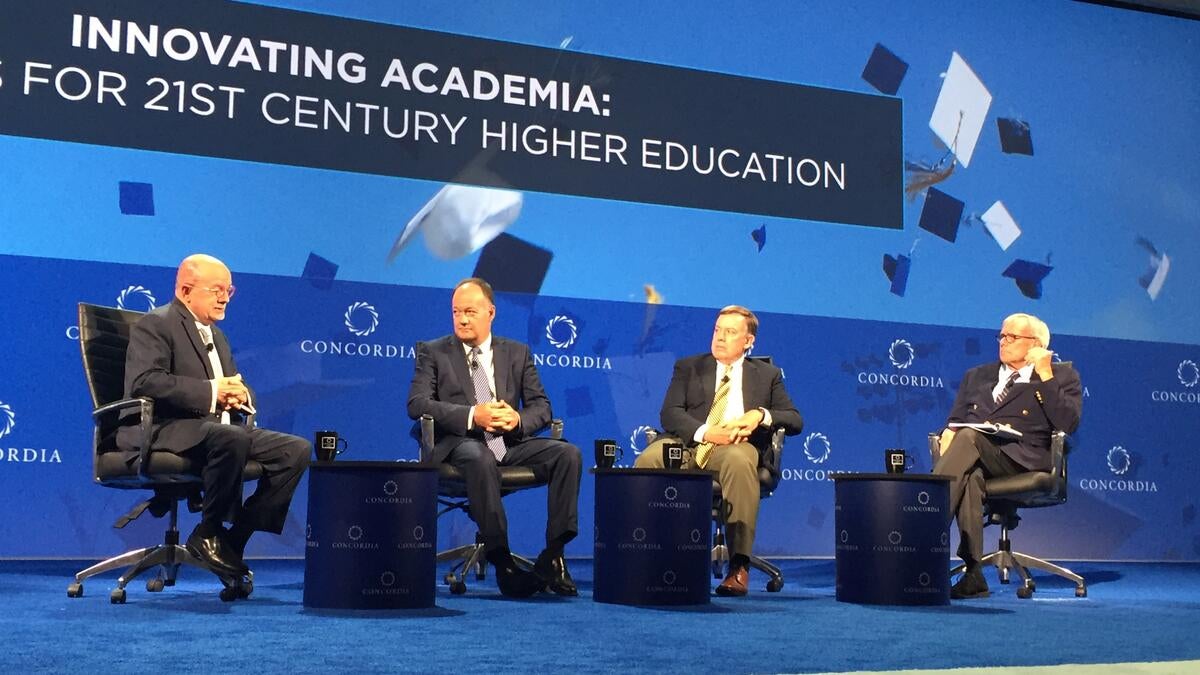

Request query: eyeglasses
[
  {"left": 996, "top": 333, "right": 1036, "bottom": 344},
  {"left": 196, "top": 285, "right": 236, "bottom": 300}
]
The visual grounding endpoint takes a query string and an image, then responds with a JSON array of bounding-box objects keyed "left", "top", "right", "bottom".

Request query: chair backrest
[
  {"left": 78, "top": 303, "right": 144, "bottom": 440},
  {"left": 78, "top": 303, "right": 143, "bottom": 406}
]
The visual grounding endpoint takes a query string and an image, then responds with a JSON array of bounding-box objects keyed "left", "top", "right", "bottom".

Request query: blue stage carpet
[{"left": 3, "top": 559, "right": 1199, "bottom": 673}]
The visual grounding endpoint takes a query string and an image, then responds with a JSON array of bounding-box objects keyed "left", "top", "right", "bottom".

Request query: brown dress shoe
[{"left": 715, "top": 565, "right": 749, "bottom": 597}]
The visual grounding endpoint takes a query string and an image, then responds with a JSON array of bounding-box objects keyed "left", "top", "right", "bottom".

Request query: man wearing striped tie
[
  {"left": 635, "top": 305, "right": 803, "bottom": 596},
  {"left": 933, "top": 313, "right": 1082, "bottom": 599},
  {"left": 408, "top": 278, "right": 582, "bottom": 598}
]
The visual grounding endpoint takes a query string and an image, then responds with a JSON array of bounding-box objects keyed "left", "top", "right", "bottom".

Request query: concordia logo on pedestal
[
  {"left": 0, "top": 399, "right": 63, "bottom": 465},
  {"left": 534, "top": 312, "right": 612, "bottom": 370},
  {"left": 856, "top": 338, "right": 944, "bottom": 389},
  {"left": 1079, "top": 444, "right": 1159, "bottom": 493},
  {"left": 298, "top": 301, "right": 416, "bottom": 359},
  {"left": 116, "top": 285, "right": 157, "bottom": 311},
  {"left": 1151, "top": 359, "right": 1199, "bottom": 404}
]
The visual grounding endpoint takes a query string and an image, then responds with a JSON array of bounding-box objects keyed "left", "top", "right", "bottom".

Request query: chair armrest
[
  {"left": 1050, "top": 431, "right": 1067, "bottom": 479},
  {"left": 762, "top": 427, "right": 786, "bottom": 473},
  {"left": 645, "top": 429, "right": 659, "bottom": 446},
  {"left": 419, "top": 414, "right": 435, "bottom": 462},
  {"left": 927, "top": 432, "right": 941, "bottom": 462},
  {"left": 550, "top": 419, "right": 563, "bottom": 440},
  {"left": 94, "top": 397, "right": 156, "bottom": 480}
]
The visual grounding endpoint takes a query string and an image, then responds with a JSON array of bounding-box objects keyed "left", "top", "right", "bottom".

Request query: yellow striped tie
[{"left": 693, "top": 368, "right": 731, "bottom": 469}]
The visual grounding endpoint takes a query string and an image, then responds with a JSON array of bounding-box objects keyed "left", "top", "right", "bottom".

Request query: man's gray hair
[{"left": 1003, "top": 312, "right": 1050, "bottom": 348}]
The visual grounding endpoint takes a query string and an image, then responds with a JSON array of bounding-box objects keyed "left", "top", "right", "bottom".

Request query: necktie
[
  {"left": 469, "top": 347, "right": 507, "bottom": 462},
  {"left": 994, "top": 370, "right": 1020, "bottom": 407},
  {"left": 693, "top": 368, "right": 732, "bottom": 469}
]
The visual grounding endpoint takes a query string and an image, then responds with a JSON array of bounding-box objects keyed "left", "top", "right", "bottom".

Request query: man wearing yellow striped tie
[{"left": 635, "top": 305, "right": 803, "bottom": 596}]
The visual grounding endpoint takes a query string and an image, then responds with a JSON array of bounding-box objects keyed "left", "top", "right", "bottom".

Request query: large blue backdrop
[{"left": 0, "top": 1, "right": 1197, "bottom": 560}]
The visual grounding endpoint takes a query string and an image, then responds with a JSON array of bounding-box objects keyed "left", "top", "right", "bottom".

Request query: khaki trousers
[{"left": 634, "top": 437, "right": 759, "bottom": 556}]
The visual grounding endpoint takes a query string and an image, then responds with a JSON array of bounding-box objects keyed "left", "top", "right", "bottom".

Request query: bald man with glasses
[
  {"left": 117, "top": 254, "right": 310, "bottom": 588},
  {"left": 933, "top": 313, "right": 1082, "bottom": 599}
]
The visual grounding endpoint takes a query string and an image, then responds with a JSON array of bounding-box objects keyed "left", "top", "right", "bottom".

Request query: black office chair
[
  {"left": 929, "top": 430, "right": 1086, "bottom": 599},
  {"left": 70, "top": 302, "right": 262, "bottom": 603},
  {"left": 644, "top": 426, "right": 788, "bottom": 593},
  {"left": 418, "top": 414, "right": 561, "bottom": 594}
]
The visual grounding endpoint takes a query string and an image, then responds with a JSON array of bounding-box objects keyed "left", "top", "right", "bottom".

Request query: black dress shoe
[
  {"left": 534, "top": 550, "right": 578, "bottom": 596},
  {"left": 186, "top": 527, "right": 249, "bottom": 578},
  {"left": 488, "top": 553, "right": 543, "bottom": 598},
  {"left": 950, "top": 568, "right": 990, "bottom": 599}
]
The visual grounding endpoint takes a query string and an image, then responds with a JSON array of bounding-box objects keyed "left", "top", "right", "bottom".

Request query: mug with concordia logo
[
  {"left": 662, "top": 441, "right": 685, "bottom": 470},
  {"left": 594, "top": 439, "right": 622, "bottom": 469},
  {"left": 315, "top": 431, "right": 349, "bottom": 462},
  {"left": 885, "top": 448, "right": 914, "bottom": 474}
]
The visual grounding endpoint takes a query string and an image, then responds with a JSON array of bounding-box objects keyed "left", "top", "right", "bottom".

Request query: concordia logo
[
  {"left": 856, "top": 339, "right": 944, "bottom": 389},
  {"left": 0, "top": 399, "right": 63, "bottom": 465},
  {"left": 299, "top": 301, "right": 416, "bottom": 359},
  {"left": 629, "top": 425, "right": 655, "bottom": 457},
  {"left": 1151, "top": 359, "right": 1199, "bottom": 404},
  {"left": 782, "top": 431, "right": 835, "bottom": 481},
  {"left": 1078, "top": 444, "right": 1159, "bottom": 493},
  {"left": 533, "top": 312, "right": 612, "bottom": 370},
  {"left": 66, "top": 285, "right": 157, "bottom": 340},
  {"left": 116, "top": 284, "right": 157, "bottom": 311}
]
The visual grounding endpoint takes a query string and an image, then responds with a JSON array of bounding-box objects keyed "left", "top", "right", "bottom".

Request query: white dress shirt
[{"left": 692, "top": 355, "right": 773, "bottom": 443}]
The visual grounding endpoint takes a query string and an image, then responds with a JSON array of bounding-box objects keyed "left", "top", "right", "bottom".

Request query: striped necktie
[
  {"left": 693, "top": 367, "right": 732, "bottom": 469},
  {"left": 469, "top": 346, "right": 507, "bottom": 462},
  {"left": 994, "top": 370, "right": 1020, "bottom": 407}
]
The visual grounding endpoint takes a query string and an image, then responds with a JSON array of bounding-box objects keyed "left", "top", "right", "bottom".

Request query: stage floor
[{"left": 4, "top": 558, "right": 1199, "bottom": 674}]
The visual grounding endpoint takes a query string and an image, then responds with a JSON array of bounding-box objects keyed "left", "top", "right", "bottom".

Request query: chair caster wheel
[
  {"left": 1016, "top": 586, "right": 1034, "bottom": 599},
  {"left": 449, "top": 581, "right": 467, "bottom": 595},
  {"left": 239, "top": 580, "right": 253, "bottom": 598},
  {"left": 1027, "top": 580, "right": 1037, "bottom": 591},
  {"left": 67, "top": 583, "right": 83, "bottom": 598},
  {"left": 766, "top": 578, "right": 784, "bottom": 593},
  {"left": 443, "top": 573, "right": 456, "bottom": 585},
  {"left": 146, "top": 578, "right": 165, "bottom": 593},
  {"left": 1075, "top": 586, "right": 1087, "bottom": 598},
  {"left": 219, "top": 586, "right": 239, "bottom": 602},
  {"left": 110, "top": 588, "right": 126, "bottom": 604}
]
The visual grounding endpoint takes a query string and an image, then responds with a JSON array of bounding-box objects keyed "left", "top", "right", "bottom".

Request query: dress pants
[
  {"left": 182, "top": 422, "right": 311, "bottom": 534},
  {"left": 932, "top": 428, "right": 1026, "bottom": 568},
  {"left": 635, "top": 437, "right": 759, "bottom": 557},
  {"left": 445, "top": 436, "right": 582, "bottom": 552}
]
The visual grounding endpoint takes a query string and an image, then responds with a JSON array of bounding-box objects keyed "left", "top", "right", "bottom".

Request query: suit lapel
[
  {"left": 700, "top": 356, "right": 718, "bottom": 406},
  {"left": 173, "top": 301, "right": 213, "bottom": 379},
  {"left": 492, "top": 338, "right": 510, "bottom": 402},
  {"left": 992, "top": 364, "right": 1034, "bottom": 414},
  {"left": 447, "top": 337, "right": 475, "bottom": 403}
]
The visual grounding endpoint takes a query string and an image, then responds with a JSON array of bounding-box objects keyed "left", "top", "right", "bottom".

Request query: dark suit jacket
[
  {"left": 116, "top": 299, "right": 250, "bottom": 454},
  {"left": 407, "top": 334, "right": 553, "bottom": 464},
  {"left": 946, "top": 361, "right": 1082, "bottom": 471},
  {"left": 660, "top": 354, "right": 804, "bottom": 453}
]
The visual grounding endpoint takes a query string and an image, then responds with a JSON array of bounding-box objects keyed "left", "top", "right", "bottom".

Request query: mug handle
[
  {"left": 905, "top": 452, "right": 915, "bottom": 469},
  {"left": 336, "top": 437, "right": 349, "bottom": 455}
]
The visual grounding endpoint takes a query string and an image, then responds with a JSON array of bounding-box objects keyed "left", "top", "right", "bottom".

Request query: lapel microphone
[{"left": 206, "top": 342, "right": 215, "bottom": 352}]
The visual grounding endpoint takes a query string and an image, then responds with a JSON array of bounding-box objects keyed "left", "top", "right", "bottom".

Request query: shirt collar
[
  {"left": 718, "top": 355, "right": 746, "bottom": 378},
  {"left": 464, "top": 334, "right": 493, "bottom": 357},
  {"left": 999, "top": 362, "right": 1035, "bottom": 383}
]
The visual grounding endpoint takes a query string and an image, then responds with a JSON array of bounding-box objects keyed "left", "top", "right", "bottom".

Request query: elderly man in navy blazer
[
  {"left": 934, "top": 312, "right": 1082, "bottom": 599},
  {"left": 408, "top": 277, "right": 582, "bottom": 598}
]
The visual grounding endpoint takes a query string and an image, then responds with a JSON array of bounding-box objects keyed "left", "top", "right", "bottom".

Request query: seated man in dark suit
[
  {"left": 635, "top": 305, "right": 803, "bottom": 596},
  {"left": 117, "top": 254, "right": 310, "bottom": 581},
  {"left": 934, "top": 312, "right": 1082, "bottom": 599},
  {"left": 407, "top": 277, "right": 582, "bottom": 598}
]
